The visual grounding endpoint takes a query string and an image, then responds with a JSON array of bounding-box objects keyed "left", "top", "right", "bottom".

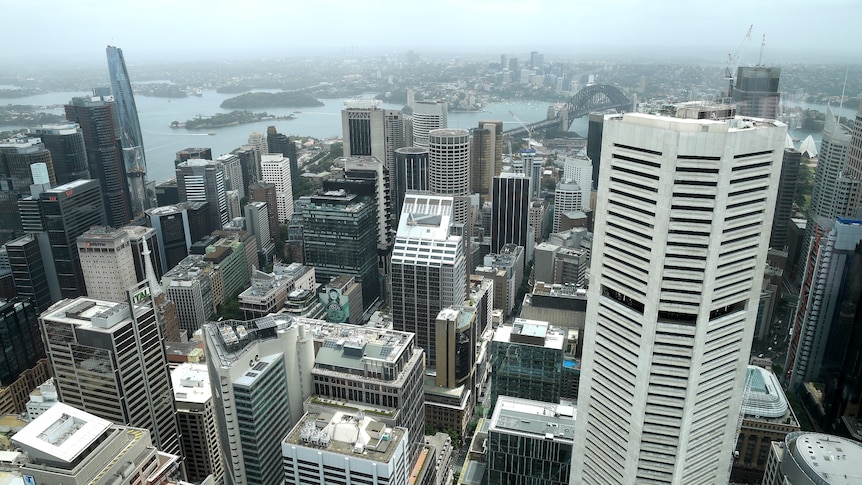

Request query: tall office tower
[
  {"left": 732, "top": 66, "right": 781, "bottom": 119},
  {"left": 216, "top": 153, "right": 245, "bottom": 199},
  {"left": 247, "top": 131, "right": 268, "bottom": 161},
  {"left": 162, "top": 255, "right": 214, "bottom": 335},
  {"left": 341, "top": 100, "right": 405, "bottom": 176},
  {"left": 527, "top": 150, "right": 545, "bottom": 200},
  {"left": 801, "top": 108, "right": 855, "bottom": 280},
  {"left": 107, "top": 46, "right": 149, "bottom": 215},
  {"left": 29, "top": 122, "right": 90, "bottom": 184},
  {"left": 489, "top": 319, "right": 564, "bottom": 409},
  {"left": 843, "top": 106, "right": 862, "bottom": 215},
  {"left": 283, "top": 411, "right": 410, "bottom": 485},
  {"left": 12, "top": 403, "right": 181, "bottom": 485},
  {"left": 786, "top": 219, "right": 862, "bottom": 386},
  {"left": 203, "top": 315, "right": 315, "bottom": 485},
  {"left": 40, "top": 291, "right": 182, "bottom": 456},
  {"left": 0, "top": 298, "right": 45, "bottom": 391},
  {"left": 176, "top": 159, "right": 228, "bottom": 231},
  {"left": 587, "top": 113, "right": 609, "bottom": 190},
  {"left": 20, "top": 179, "right": 106, "bottom": 299},
  {"left": 244, "top": 201, "right": 275, "bottom": 261},
  {"left": 770, "top": 148, "right": 801, "bottom": 249},
  {"left": 509, "top": 58, "right": 520, "bottom": 82},
  {"left": 77, "top": 226, "right": 138, "bottom": 302},
  {"left": 470, "top": 121, "right": 504, "bottom": 201},
  {"left": 552, "top": 182, "right": 586, "bottom": 234},
  {"left": 530, "top": 50, "right": 544, "bottom": 71},
  {"left": 175, "top": 147, "right": 212, "bottom": 167},
  {"left": 266, "top": 126, "right": 298, "bottom": 186},
  {"left": 323, "top": 157, "right": 394, "bottom": 278},
  {"left": 4, "top": 235, "right": 53, "bottom": 311},
  {"left": 259, "top": 154, "right": 293, "bottom": 223},
  {"left": 236, "top": 144, "right": 261, "bottom": 192},
  {"left": 65, "top": 95, "right": 133, "bottom": 227},
  {"left": 486, "top": 396, "right": 575, "bottom": 485},
  {"left": 571, "top": 112, "right": 786, "bottom": 485},
  {"left": 248, "top": 182, "right": 279, "bottom": 242},
  {"left": 491, "top": 173, "right": 530, "bottom": 254},
  {"left": 171, "top": 363, "right": 224, "bottom": 485},
  {"left": 308, "top": 322, "right": 426, "bottom": 459},
  {"left": 563, "top": 156, "right": 593, "bottom": 197},
  {"left": 393, "top": 147, "right": 429, "bottom": 219},
  {"left": 147, "top": 204, "right": 194, "bottom": 274},
  {"left": 302, "top": 189, "right": 379, "bottom": 309},
  {"left": 390, "top": 194, "right": 466, "bottom": 367},
  {"left": 429, "top": 129, "right": 471, "bottom": 226},
  {"left": 122, "top": 225, "right": 163, "bottom": 282},
  {"left": 528, "top": 199, "right": 547, "bottom": 244},
  {"left": 412, "top": 101, "right": 448, "bottom": 148},
  {"left": 0, "top": 137, "right": 57, "bottom": 240},
  {"left": 817, "top": 240, "right": 862, "bottom": 435}
]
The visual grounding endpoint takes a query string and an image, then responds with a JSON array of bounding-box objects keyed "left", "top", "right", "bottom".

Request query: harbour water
[{"left": 2, "top": 90, "right": 565, "bottom": 183}]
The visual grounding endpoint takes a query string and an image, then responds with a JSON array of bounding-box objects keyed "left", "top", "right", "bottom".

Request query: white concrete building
[
  {"left": 77, "top": 226, "right": 138, "bottom": 303},
  {"left": 282, "top": 410, "right": 409, "bottom": 485},
  {"left": 260, "top": 154, "right": 294, "bottom": 223},
  {"left": 572, "top": 112, "right": 786, "bottom": 485},
  {"left": 390, "top": 194, "right": 466, "bottom": 368},
  {"left": 552, "top": 182, "right": 586, "bottom": 233},
  {"left": 762, "top": 432, "right": 862, "bottom": 485},
  {"left": 429, "top": 128, "right": 471, "bottom": 225},
  {"left": 412, "top": 101, "right": 447, "bottom": 148}
]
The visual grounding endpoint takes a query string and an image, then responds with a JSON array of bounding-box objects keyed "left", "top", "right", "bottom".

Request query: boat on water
[{"left": 208, "top": 132, "right": 216, "bottom": 136}]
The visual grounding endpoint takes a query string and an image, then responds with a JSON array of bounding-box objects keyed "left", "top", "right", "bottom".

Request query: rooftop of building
[
  {"left": 741, "top": 366, "right": 798, "bottom": 425},
  {"left": 204, "top": 314, "right": 299, "bottom": 366},
  {"left": 532, "top": 282, "right": 587, "bottom": 299},
  {"left": 241, "top": 263, "right": 312, "bottom": 297},
  {"left": 493, "top": 318, "right": 565, "bottom": 350},
  {"left": 344, "top": 99, "right": 382, "bottom": 109},
  {"left": 41, "top": 298, "right": 135, "bottom": 332},
  {"left": 27, "top": 122, "right": 80, "bottom": 135},
  {"left": 397, "top": 194, "right": 454, "bottom": 232},
  {"left": 307, "top": 320, "right": 414, "bottom": 369},
  {"left": 786, "top": 432, "right": 862, "bottom": 485},
  {"left": 437, "top": 306, "right": 475, "bottom": 332},
  {"left": 78, "top": 225, "right": 129, "bottom": 241},
  {"left": 163, "top": 255, "right": 211, "bottom": 283},
  {"left": 284, "top": 410, "right": 405, "bottom": 463},
  {"left": 12, "top": 403, "right": 111, "bottom": 465},
  {"left": 0, "top": 136, "right": 44, "bottom": 152},
  {"left": 488, "top": 396, "right": 576, "bottom": 443},
  {"left": 614, "top": 111, "right": 786, "bottom": 133},
  {"left": 171, "top": 363, "right": 211, "bottom": 404}
]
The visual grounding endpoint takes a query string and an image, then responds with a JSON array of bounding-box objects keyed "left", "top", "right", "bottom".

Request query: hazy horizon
[{"left": 2, "top": 0, "right": 860, "bottom": 71}]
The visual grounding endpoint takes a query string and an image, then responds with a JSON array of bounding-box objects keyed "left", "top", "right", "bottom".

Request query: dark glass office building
[
  {"left": 29, "top": 122, "right": 90, "bottom": 184},
  {"left": 0, "top": 298, "right": 45, "bottom": 387}
]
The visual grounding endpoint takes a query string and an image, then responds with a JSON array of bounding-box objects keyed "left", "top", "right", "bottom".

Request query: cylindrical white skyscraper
[
  {"left": 429, "top": 128, "right": 470, "bottom": 225},
  {"left": 412, "top": 101, "right": 448, "bottom": 148}
]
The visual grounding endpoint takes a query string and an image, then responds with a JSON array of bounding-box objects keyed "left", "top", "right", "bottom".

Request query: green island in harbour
[
  {"left": 170, "top": 110, "right": 294, "bottom": 130},
  {"left": 219, "top": 91, "right": 324, "bottom": 109}
]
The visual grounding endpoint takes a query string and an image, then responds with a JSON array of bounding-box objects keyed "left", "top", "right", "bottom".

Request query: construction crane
[
  {"left": 508, "top": 111, "right": 542, "bottom": 149},
  {"left": 757, "top": 34, "right": 767, "bottom": 66},
  {"left": 725, "top": 24, "right": 753, "bottom": 99}
]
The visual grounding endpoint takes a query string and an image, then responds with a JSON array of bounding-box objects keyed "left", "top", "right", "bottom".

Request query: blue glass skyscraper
[{"left": 106, "top": 45, "right": 149, "bottom": 215}]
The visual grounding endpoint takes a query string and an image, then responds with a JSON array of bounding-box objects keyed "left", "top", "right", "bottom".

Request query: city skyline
[{"left": 1, "top": 0, "right": 859, "bottom": 68}]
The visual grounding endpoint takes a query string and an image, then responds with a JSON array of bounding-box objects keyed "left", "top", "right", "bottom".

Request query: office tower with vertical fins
[{"left": 572, "top": 112, "right": 785, "bottom": 485}]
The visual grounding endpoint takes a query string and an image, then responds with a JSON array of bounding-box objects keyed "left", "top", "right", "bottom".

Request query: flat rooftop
[
  {"left": 284, "top": 410, "right": 405, "bottom": 463},
  {"left": 41, "top": 298, "right": 133, "bottom": 332},
  {"left": 171, "top": 363, "right": 211, "bottom": 404},
  {"left": 308, "top": 320, "right": 414, "bottom": 369},
  {"left": 12, "top": 403, "right": 111, "bottom": 464},
  {"left": 489, "top": 396, "right": 576, "bottom": 443},
  {"left": 493, "top": 319, "right": 565, "bottom": 350}
]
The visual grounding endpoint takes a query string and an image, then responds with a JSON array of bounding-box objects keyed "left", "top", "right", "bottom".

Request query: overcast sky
[{"left": 2, "top": 0, "right": 860, "bottom": 68}]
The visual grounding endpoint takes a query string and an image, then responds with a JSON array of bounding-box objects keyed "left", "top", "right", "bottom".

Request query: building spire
[{"left": 141, "top": 237, "right": 162, "bottom": 297}]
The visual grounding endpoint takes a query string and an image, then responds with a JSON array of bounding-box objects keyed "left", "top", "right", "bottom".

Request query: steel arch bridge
[{"left": 503, "top": 84, "right": 631, "bottom": 137}]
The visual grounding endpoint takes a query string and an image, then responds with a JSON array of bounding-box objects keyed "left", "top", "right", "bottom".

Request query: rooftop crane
[
  {"left": 508, "top": 110, "right": 542, "bottom": 149},
  {"left": 725, "top": 24, "right": 753, "bottom": 99}
]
